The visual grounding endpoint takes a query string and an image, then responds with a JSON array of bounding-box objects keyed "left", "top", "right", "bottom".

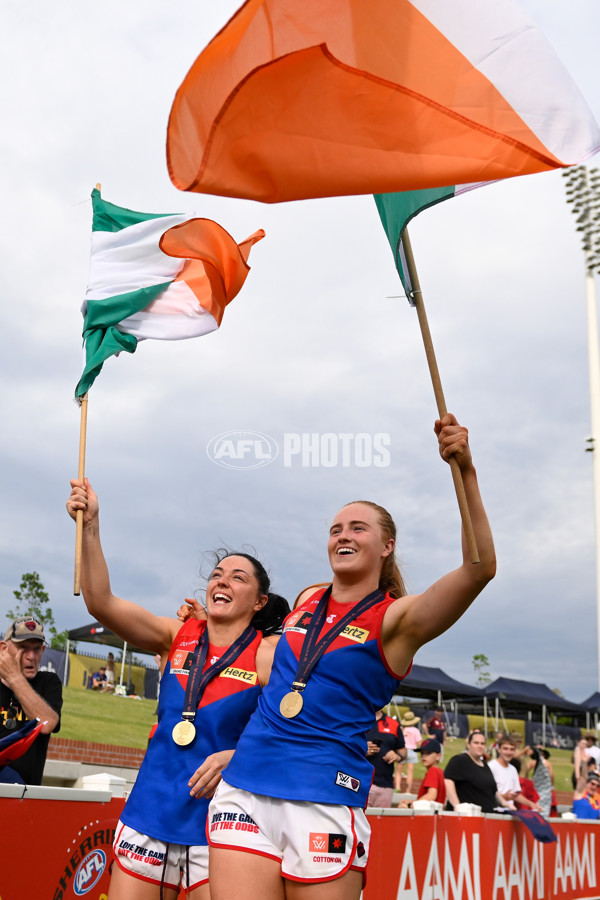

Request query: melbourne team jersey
[
  {"left": 225, "top": 590, "right": 409, "bottom": 807},
  {"left": 122, "top": 618, "right": 263, "bottom": 845}
]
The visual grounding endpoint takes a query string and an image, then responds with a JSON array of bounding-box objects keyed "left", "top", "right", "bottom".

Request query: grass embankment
[
  {"left": 59, "top": 686, "right": 157, "bottom": 748},
  {"left": 57, "top": 689, "right": 577, "bottom": 790}
]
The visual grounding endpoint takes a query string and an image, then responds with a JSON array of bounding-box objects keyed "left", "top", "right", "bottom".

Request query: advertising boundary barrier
[{"left": 2, "top": 791, "right": 599, "bottom": 900}]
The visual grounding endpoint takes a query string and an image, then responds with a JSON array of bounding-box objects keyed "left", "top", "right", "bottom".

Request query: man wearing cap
[
  {"left": 0, "top": 616, "right": 62, "bottom": 784},
  {"left": 416, "top": 738, "right": 446, "bottom": 804},
  {"left": 399, "top": 738, "right": 446, "bottom": 808}
]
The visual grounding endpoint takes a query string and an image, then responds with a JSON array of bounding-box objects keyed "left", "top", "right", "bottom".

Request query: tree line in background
[
  {"left": 2, "top": 583, "right": 571, "bottom": 694},
  {"left": 6, "top": 571, "right": 68, "bottom": 650}
]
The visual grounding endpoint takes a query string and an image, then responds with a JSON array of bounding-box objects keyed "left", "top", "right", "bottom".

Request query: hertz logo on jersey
[
  {"left": 340, "top": 625, "right": 369, "bottom": 643},
  {"left": 220, "top": 666, "right": 258, "bottom": 685}
]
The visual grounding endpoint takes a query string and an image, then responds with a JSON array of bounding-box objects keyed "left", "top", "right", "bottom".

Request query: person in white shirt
[
  {"left": 488, "top": 735, "right": 542, "bottom": 811},
  {"left": 584, "top": 734, "right": 600, "bottom": 770}
]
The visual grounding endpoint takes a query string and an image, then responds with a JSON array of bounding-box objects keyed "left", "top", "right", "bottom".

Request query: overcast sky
[{"left": 1, "top": 1, "right": 600, "bottom": 705}]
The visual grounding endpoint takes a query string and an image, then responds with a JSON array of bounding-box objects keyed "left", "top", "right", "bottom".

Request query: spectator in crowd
[
  {"left": 102, "top": 652, "right": 116, "bottom": 692},
  {"left": 584, "top": 733, "right": 600, "bottom": 769},
  {"left": 0, "top": 616, "right": 62, "bottom": 785},
  {"left": 395, "top": 711, "right": 422, "bottom": 794},
  {"left": 513, "top": 757, "right": 540, "bottom": 810},
  {"left": 572, "top": 771, "right": 600, "bottom": 820},
  {"left": 90, "top": 666, "right": 107, "bottom": 690},
  {"left": 488, "top": 735, "right": 542, "bottom": 811},
  {"left": 539, "top": 748, "right": 558, "bottom": 816},
  {"left": 509, "top": 732, "right": 529, "bottom": 766},
  {"left": 400, "top": 738, "right": 446, "bottom": 808},
  {"left": 366, "top": 709, "right": 406, "bottom": 808},
  {"left": 424, "top": 708, "right": 446, "bottom": 755},
  {"left": 522, "top": 745, "right": 554, "bottom": 818},
  {"left": 573, "top": 737, "right": 597, "bottom": 787},
  {"left": 488, "top": 730, "right": 504, "bottom": 759},
  {"left": 416, "top": 739, "right": 446, "bottom": 805},
  {"left": 444, "top": 730, "right": 512, "bottom": 813}
]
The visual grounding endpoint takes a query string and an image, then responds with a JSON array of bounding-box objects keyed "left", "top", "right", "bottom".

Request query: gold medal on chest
[
  {"left": 172, "top": 719, "right": 196, "bottom": 746},
  {"left": 279, "top": 690, "right": 304, "bottom": 719}
]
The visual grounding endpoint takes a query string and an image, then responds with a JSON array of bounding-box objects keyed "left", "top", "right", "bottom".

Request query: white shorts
[
  {"left": 113, "top": 821, "right": 208, "bottom": 892},
  {"left": 208, "top": 780, "right": 370, "bottom": 883},
  {"left": 405, "top": 748, "right": 418, "bottom": 764}
]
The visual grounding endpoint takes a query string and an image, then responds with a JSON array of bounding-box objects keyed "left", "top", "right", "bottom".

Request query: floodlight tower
[{"left": 563, "top": 165, "right": 600, "bottom": 689}]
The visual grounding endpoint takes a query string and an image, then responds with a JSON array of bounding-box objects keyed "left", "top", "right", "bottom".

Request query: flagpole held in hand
[
  {"left": 400, "top": 228, "right": 480, "bottom": 565},
  {"left": 73, "top": 391, "right": 88, "bottom": 595}
]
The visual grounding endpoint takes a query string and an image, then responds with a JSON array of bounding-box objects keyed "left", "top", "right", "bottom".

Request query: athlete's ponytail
[{"left": 252, "top": 593, "right": 290, "bottom": 636}]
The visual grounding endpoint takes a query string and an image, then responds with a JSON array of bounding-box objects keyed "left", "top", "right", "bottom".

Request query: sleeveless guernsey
[
  {"left": 224, "top": 590, "right": 409, "bottom": 808},
  {"left": 122, "top": 617, "right": 263, "bottom": 845}
]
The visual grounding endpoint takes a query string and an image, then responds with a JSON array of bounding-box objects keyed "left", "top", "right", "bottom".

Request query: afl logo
[
  {"left": 74, "top": 849, "right": 106, "bottom": 895},
  {"left": 207, "top": 431, "right": 279, "bottom": 469}
]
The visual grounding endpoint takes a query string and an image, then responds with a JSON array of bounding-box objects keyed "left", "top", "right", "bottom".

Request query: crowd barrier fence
[{"left": 2, "top": 787, "right": 598, "bottom": 900}]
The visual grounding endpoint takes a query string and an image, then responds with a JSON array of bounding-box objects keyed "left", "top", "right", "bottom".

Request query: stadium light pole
[{"left": 563, "top": 165, "right": 600, "bottom": 690}]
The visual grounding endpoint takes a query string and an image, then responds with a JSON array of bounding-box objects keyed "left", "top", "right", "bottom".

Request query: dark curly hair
[{"left": 206, "top": 549, "right": 290, "bottom": 637}]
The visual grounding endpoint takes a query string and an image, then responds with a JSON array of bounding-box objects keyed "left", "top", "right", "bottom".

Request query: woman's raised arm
[
  {"left": 67, "top": 478, "right": 179, "bottom": 655},
  {"left": 382, "top": 414, "right": 496, "bottom": 675}
]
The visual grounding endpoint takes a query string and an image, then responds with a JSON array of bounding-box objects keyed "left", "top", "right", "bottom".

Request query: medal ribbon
[
  {"left": 289, "top": 586, "right": 384, "bottom": 692},
  {"left": 180, "top": 623, "right": 258, "bottom": 724}
]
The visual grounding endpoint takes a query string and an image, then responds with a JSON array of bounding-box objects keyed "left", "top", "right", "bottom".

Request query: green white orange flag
[
  {"left": 167, "top": 0, "right": 599, "bottom": 204},
  {"left": 374, "top": 187, "right": 458, "bottom": 302},
  {"left": 75, "top": 189, "right": 264, "bottom": 398}
]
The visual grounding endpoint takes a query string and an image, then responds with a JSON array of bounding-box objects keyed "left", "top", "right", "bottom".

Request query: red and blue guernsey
[
  {"left": 224, "top": 589, "right": 409, "bottom": 808},
  {"left": 121, "top": 618, "right": 263, "bottom": 845}
]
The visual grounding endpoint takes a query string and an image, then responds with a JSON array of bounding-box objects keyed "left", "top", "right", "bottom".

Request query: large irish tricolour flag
[
  {"left": 167, "top": 0, "right": 599, "bottom": 204},
  {"left": 76, "top": 189, "right": 264, "bottom": 397}
]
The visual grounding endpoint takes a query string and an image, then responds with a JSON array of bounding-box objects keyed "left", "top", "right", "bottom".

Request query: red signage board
[{"left": 1, "top": 798, "right": 598, "bottom": 900}]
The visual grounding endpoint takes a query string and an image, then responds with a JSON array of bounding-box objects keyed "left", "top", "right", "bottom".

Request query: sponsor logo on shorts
[
  {"left": 336, "top": 771, "right": 360, "bottom": 792},
  {"left": 357, "top": 841, "right": 366, "bottom": 858},
  {"left": 116, "top": 840, "right": 165, "bottom": 867},
  {"left": 220, "top": 666, "right": 258, "bottom": 684},
  {"left": 73, "top": 850, "right": 106, "bottom": 895},
  {"left": 340, "top": 625, "right": 369, "bottom": 643},
  {"left": 210, "top": 811, "right": 259, "bottom": 834},
  {"left": 309, "top": 832, "right": 347, "bottom": 853}
]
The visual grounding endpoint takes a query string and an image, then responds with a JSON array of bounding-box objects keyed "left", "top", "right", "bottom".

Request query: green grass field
[
  {"left": 59, "top": 686, "right": 157, "bottom": 748},
  {"left": 57, "top": 687, "right": 577, "bottom": 791}
]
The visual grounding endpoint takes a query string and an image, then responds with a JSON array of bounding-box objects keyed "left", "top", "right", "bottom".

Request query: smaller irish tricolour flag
[{"left": 75, "top": 189, "right": 265, "bottom": 398}]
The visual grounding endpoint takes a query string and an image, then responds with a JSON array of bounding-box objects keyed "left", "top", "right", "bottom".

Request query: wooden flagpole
[
  {"left": 73, "top": 391, "right": 88, "bottom": 595},
  {"left": 73, "top": 183, "right": 100, "bottom": 595},
  {"left": 400, "top": 228, "right": 480, "bottom": 564}
]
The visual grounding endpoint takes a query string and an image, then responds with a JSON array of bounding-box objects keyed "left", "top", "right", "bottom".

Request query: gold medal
[
  {"left": 280, "top": 690, "right": 304, "bottom": 718},
  {"left": 172, "top": 719, "right": 196, "bottom": 745}
]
